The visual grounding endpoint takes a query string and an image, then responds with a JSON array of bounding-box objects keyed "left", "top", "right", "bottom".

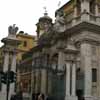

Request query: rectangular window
[
  {"left": 92, "top": 68, "right": 97, "bottom": 82},
  {"left": 0, "top": 78, "right": 2, "bottom": 91},
  {"left": 23, "top": 41, "right": 27, "bottom": 47}
]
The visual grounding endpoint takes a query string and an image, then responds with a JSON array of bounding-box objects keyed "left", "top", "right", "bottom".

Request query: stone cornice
[
  {"left": 72, "top": 22, "right": 100, "bottom": 33},
  {"left": 3, "top": 47, "right": 18, "bottom": 54},
  {"left": 75, "top": 38, "right": 100, "bottom": 48},
  {"left": 59, "top": 22, "right": 100, "bottom": 39},
  {"left": 1, "top": 37, "right": 21, "bottom": 46},
  {"left": 49, "top": 21, "right": 100, "bottom": 48}
]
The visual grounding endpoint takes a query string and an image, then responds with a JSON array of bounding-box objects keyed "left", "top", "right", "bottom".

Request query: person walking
[{"left": 38, "top": 93, "right": 45, "bottom": 100}]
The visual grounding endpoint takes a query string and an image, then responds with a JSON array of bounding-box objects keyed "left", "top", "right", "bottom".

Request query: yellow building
[
  {"left": 16, "top": 31, "right": 37, "bottom": 62},
  {"left": 16, "top": 31, "right": 37, "bottom": 96},
  {"left": 0, "top": 31, "right": 37, "bottom": 92}
]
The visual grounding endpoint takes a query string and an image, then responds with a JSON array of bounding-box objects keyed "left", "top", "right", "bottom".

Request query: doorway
[{"left": 76, "top": 89, "right": 84, "bottom": 100}]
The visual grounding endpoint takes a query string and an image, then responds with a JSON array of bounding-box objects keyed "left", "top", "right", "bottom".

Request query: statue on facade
[
  {"left": 54, "top": 10, "right": 66, "bottom": 32},
  {"left": 8, "top": 24, "right": 18, "bottom": 35},
  {"left": 55, "top": 11, "right": 65, "bottom": 25}
]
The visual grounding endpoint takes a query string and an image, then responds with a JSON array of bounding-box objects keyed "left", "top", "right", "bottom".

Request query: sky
[{"left": 0, "top": 0, "right": 69, "bottom": 46}]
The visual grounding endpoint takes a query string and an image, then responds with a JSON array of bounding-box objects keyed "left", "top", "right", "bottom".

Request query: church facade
[{"left": 18, "top": 0, "right": 100, "bottom": 100}]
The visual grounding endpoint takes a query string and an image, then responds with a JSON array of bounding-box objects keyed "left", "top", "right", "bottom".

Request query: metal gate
[{"left": 52, "top": 74, "right": 65, "bottom": 100}]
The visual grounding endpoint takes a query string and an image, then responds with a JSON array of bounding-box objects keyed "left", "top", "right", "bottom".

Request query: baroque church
[{"left": 18, "top": 0, "right": 100, "bottom": 100}]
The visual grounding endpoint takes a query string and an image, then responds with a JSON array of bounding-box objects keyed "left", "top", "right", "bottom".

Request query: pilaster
[
  {"left": 58, "top": 51, "right": 65, "bottom": 70},
  {"left": 16, "top": 69, "right": 21, "bottom": 93},
  {"left": 11, "top": 52, "right": 16, "bottom": 71},
  {"left": 80, "top": 0, "right": 90, "bottom": 13},
  {"left": 80, "top": 0, "right": 90, "bottom": 21},
  {"left": 71, "top": 63, "right": 76, "bottom": 96},
  {"left": 3, "top": 51, "right": 9, "bottom": 72},
  {"left": 8, "top": 51, "right": 17, "bottom": 100},
  {"left": 35, "top": 70, "right": 40, "bottom": 93},
  {"left": 96, "top": 46, "right": 100, "bottom": 97},
  {"left": 95, "top": 3, "right": 100, "bottom": 24},
  {"left": 47, "top": 71, "right": 52, "bottom": 95},
  {"left": 72, "top": 5, "right": 77, "bottom": 25},
  {"left": 64, "top": 42, "right": 78, "bottom": 100},
  {"left": 30, "top": 70, "right": 34, "bottom": 100},
  {"left": 65, "top": 60, "right": 77, "bottom": 100},
  {"left": 65, "top": 61, "right": 71, "bottom": 97},
  {"left": 41, "top": 69, "right": 47, "bottom": 95}
]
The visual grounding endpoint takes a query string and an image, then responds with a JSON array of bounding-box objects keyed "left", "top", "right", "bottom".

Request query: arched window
[
  {"left": 51, "top": 53, "right": 58, "bottom": 70},
  {"left": 77, "top": 0, "right": 81, "bottom": 16},
  {"left": 90, "top": 0, "right": 95, "bottom": 14}
]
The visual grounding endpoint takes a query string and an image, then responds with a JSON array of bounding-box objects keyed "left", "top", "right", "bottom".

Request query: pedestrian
[
  {"left": 32, "top": 93, "right": 35, "bottom": 100},
  {"left": 10, "top": 95, "right": 15, "bottom": 100},
  {"left": 38, "top": 93, "right": 45, "bottom": 100},
  {"left": 16, "top": 91, "right": 23, "bottom": 100},
  {"left": 35, "top": 93, "right": 40, "bottom": 100}
]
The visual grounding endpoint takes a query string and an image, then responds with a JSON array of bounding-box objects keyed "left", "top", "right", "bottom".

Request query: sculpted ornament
[
  {"left": 8, "top": 24, "right": 18, "bottom": 35},
  {"left": 54, "top": 11, "right": 66, "bottom": 32}
]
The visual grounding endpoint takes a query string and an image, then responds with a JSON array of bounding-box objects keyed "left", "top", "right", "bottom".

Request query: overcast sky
[{"left": 0, "top": 0, "right": 69, "bottom": 46}]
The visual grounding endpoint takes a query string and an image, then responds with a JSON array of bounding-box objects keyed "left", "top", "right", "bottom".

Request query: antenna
[
  {"left": 58, "top": 1, "right": 61, "bottom": 8},
  {"left": 43, "top": 6, "right": 48, "bottom": 16},
  {"left": 43, "top": 6, "right": 47, "bottom": 13}
]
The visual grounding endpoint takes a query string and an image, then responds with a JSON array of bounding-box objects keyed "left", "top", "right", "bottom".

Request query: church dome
[{"left": 39, "top": 12, "right": 52, "bottom": 23}]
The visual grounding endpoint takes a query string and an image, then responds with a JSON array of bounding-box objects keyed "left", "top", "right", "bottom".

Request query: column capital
[
  {"left": 80, "top": 40, "right": 92, "bottom": 96},
  {"left": 79, "top": 0, "right": 92, "bottom": 2},
  {"left": 75, "top": 38, "right": 100, "bottom": 48}
]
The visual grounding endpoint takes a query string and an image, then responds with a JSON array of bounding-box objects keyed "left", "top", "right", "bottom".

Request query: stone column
[
  {"left": 58, "top": 51, "right": 65, "bottom": 70},
  {"left": 95, "top": 3, "right": 100, "bottom": 24},
  {"left": 9, "top": 52, "right": 16, "bottom": 100},
  {"left": 80, "top": 0, "right": 90, "bottom": 21},
  {"left": 80, "top": 0, "right": 90, "bottom": 13},
  {"left": 96, "top": 46, "right": 100, "bottom": 99},
  {"left": 35, "top": 70, "right": 39, "bottom": 93},
  {"left": 47, "top": 71, "right": 52, "bottom": 95},
  {"left": 65, "top": 60, "right": 77, "bottom": 100},
  {"left": 65, "top": 61, "right": 71, "bottom": 98},
  {"left": 71, "top": 62, "right": 77, "bottom": 100},
  {"left": 72, "top": 6, "right": 77, "bottom": 25},
  {"left": 95, "top": 4, "right": 99, "bottom": 16},
  {"left": 11, "top": 53, "right": 16, "bottom": 71},
  {"left": 16, "top": 69, "right": 21, "bottom": 93},
  {"left": 41, "top": 69, "right": 47, "bottom": 95},
  {"left": 30, "top": 70, "right": 34, "bottom": 100},
  {"left": 80, "top": 42, "right": 92, "bottom": 100},
  {"left": 1, "top": 51, "right": 9, "bottom": 100},
  {"left": 71, "top": 62, "right": 76, "bottom": 96},
  {"left": 3, "top": 51, "right": 9, "bottom": 71}
]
